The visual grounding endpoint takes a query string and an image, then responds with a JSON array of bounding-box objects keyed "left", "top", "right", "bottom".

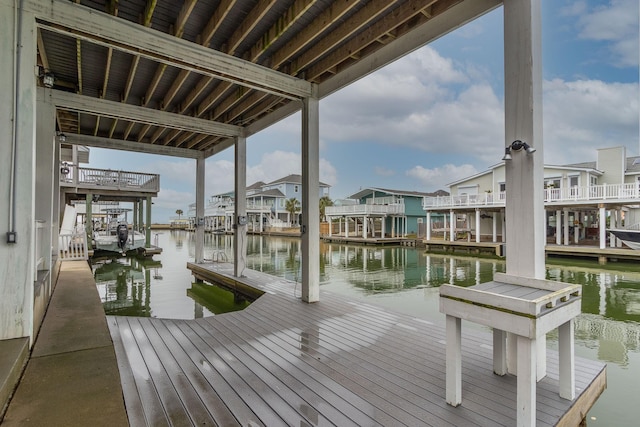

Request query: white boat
[
  {"left": 608, "top": 227, "right": 640, "bottom": 250},
  {"left": 94, "top": 208, "right": 146, "bottom": 254}
]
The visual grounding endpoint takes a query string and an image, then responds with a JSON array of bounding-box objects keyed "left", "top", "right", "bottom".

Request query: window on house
[
  {"left": 294, "top": 185, "right": 299, "bottom": 192},
  {"left": 499, "top": 183, "right": 506, "bottom": 192}
]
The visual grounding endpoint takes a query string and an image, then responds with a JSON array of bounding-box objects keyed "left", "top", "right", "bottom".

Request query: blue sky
[{"left": 88, "top": 0, "right": 639, "bottom": 223}]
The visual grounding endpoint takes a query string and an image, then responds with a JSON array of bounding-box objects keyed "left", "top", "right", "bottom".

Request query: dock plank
[{"left": 107, "top": 263, "right": 606, "bottom": 427}]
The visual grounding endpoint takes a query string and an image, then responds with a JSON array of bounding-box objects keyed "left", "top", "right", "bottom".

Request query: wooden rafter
[
  {"left": 95, "top": 0, "right": 118, "bottom": 136},
  {"left": 306, "top": 0, "right": 449, "bottom": 81},
  {"left": 112, "top": 0, "right": 157, "bottom": 139}
]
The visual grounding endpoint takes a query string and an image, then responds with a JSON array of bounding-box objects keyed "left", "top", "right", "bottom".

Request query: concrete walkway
[{"left": 1, "top": 261, "right": 128, "bottom": 426}]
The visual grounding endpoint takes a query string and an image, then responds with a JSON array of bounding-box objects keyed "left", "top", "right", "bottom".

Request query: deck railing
[
  {"left": 60, "top": 166, "right": 160, "bottom": 193},
  {"left": 423, "top": 183, "right": 640, "bottom": 209},
  {"left": 325, "top": 203, "right": 405, "bottom": 216}
]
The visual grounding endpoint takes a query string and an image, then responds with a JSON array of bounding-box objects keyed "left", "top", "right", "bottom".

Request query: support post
[
  {"left": 234, "top": 135, "right": 247, "bottom": 277},
  {"left": 475, "top": 209, "right": 481, "bottom": 243},
  {"left": 301, "top": 93, "right": 320, "bottom": 303},
  {"left": 493, "top": 329, "right": 507, "bottom": 375},
  {"left": 558, "top": 319, "right": 575, "bottom": 400},
  {"left": 146, "top": 196, "right": 151, "bottom": 247},
  {"left": 195, "top": 157, "right": 205, "bottom": 263},
  {"left": 599, "top": 205, "right": 606, "bottom": 249},
  {"left": 517, "top": 335, "right": 537, "bottom": 427},
  {"left": 426, "top": 212, "right": 431, "bottom": 240}
]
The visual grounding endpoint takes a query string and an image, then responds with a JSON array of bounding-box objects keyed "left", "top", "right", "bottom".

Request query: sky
[{"left": 86, "top": 0, "right": 640, "bottom": 223}]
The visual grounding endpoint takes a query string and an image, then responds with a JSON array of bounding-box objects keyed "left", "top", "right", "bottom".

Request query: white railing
[
  {"left": 424, "top": 183, "right": 640, "bottom": 209},
  {"left": 60, "top": 166, "right": 160, "bottom": 193},
  {"left": 423, "top": 192, "right": 505, "bottom": 209},
  {"left": 59, "top": 231, "right": 89, "bottom": 261},
  {"left": 326, "top": 203, "right": 405, "bottom": 216}
]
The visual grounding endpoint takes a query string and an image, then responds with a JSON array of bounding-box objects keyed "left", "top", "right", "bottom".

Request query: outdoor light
[
  {"left": 57, "top": 132, "right": 66, "bottom": 143},
  {"left": 502, "top": 139, "right": 535, "bottom": 161},
  {"left": 42, "top": 72, "right": 55, "bottom": 88}
]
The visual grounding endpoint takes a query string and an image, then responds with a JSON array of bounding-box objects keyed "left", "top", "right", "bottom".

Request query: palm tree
[
  {"left": 319, "top": 196, "right": 333, "bottom": 222},
  {"left": 284, "top": 198, "right": 301, "bottom": 225},
  {"left": 175, "top": 209, "right": 183, "bottom": 219}
]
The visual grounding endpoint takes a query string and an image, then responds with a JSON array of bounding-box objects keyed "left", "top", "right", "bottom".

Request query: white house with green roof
[{"left": 423, "top": 146, "right": 640, "bottom": 250}]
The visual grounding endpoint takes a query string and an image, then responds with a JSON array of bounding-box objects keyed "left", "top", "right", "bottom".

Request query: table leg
[
  {"left": 558, "top": 319, "right": 575, "bottom": 400},
  {"left": 493, "top": 329, "right": 507, "bottom": 375},
  {"left": 445, "top": 315, "right": 462, "bottom": 406},
  {"left": 517, "top": 335, "right": 537, "bottom": 427}
]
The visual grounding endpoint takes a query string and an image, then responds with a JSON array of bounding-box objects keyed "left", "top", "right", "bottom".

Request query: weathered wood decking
[{"left": 107, "top": 263, "right": 606, "bottom": 427}]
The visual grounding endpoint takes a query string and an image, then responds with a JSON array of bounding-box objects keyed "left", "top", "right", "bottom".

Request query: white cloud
[
  {"left": 576, "top": 0, "right": 639, "bottom": 67},
  {"left": 154, "top": 188, "right": 196, "bottom": 211},
  {"left": 543, "top": 78, "right": 639, "bottom": 163},
  {"left": 406, "top": 164, "right": 479, "bottom": 190}
]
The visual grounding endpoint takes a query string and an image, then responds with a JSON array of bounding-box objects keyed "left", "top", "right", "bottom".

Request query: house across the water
[
  {"left": 423, "top": 146, "right": 640, "bottom": 250},
  {"left": 326, "top": 187, "right": 448, "bottom": 240}
]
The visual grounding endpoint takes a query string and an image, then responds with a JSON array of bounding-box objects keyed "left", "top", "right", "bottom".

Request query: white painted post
[
  {"left": 599, "top": 205, "right": 606, "bottom": 249},
  {"left": 445, "top": 315, "right": 462, "bottom": 406},
  {"left": 345, "top": 217, "right": 349, "bottom": 237},
  {"left": 563, "top": 208, "right": 569, "bottom": 245},
  {"left": 517, "top": 335, "right": 537, "bottom": 427},
  {"left": 558, "top": 319, "right": 575, "bottom": 400},
  {"left": 492, "top": 213, "right": 497, "bottom": 243},
  {"left": 449, "top": 210, "right": 455, "bottom": 242},
  {"left": 362, "top": 215, "right": 367, "bottom": 238},
  {"left": 475, "top": 209, "right": 481, "bottom": 243},
  {"left": 36, "top": 89, "right": 56, "bottom": 275},
  {"left": 382, "top": 215, "right": 387, "bottom": 238},
  {"left": 234, "top": 136, "right": 247, "bottom": 277},
  {"left": 556, "top": 210, "right": 562, "bottom": 245},
  {"left": 301, "top": 94, "right": 320, "bottom": 303},
  {"left": 426, "top": 212, "right": 431, "bottom": 240},
  {"left": 493, "top": 329, "right": 507, "bottom": 375},
  {"left": 328, "top": 216, "right": 332, "bottom": 237},
  {"left": 574, "top": 211, "right": 579, "bottom": 244},
  {"left": 195, "top": 157, "right": 205, "bottom": 263}
]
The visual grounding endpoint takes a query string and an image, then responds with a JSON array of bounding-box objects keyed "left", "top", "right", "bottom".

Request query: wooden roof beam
[
  {"left": 227, "top": 0, "right": 277, "bottom": 57},
  {"left": 290, "top": 0, "right": 397, "bottom": 76},
  {"left": 249, "top": 0, "right": 315, "bottom": 63},
  {"left": 306, "top": 0, "right": 442, "bottom": 81},
  {"left": 270, "top": 0, "right": 359, "bottom": 69},
  {"left": 110, "top": 0, "right": 156, "bottom": 138}
]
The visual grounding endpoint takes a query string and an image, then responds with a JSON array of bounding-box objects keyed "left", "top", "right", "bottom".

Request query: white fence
[
  {"left": 326, "top": 204, "right": 404, "bottom": 216},
  {"left": 59, "top": 231, "right": 89, "bottom": 261},
  {"left": 60, "top": 166, "right": 160, "bottom": 193}
]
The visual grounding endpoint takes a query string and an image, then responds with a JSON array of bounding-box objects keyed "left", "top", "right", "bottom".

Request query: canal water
[{"left": 92, "top": 230, "right": 639, "bottom": 426}]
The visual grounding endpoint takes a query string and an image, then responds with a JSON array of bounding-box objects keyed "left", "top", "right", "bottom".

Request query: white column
[
  {"left": 328, "top": 216, "right": 332, "bottom": 237},
  {"left": 449, "top": 211, "right": 455, "bottom": 242},
  {"left": 599, "top": 205, "right": 606, "bottom": 249},
  {"left": 345, "top": 217, "right": 349, "bottom": 237},
  {"left": 36, "top": 89, "right": 56, "bottom": 275},
  {"left": 504, "top": 0, "right": 545, "bottom": 279},
  {"left": 382, "top": 215, "right": 387, "bottom": 238},
  {"left": 301, "top": 94, "right": 320, "bottom": 303},
  {"left": 475, "top": 209, "right": 481, "bottom": 243},
  {"left": 426, "top": 212, "right": 431, "bottom": 240},
  {"left": 0, "top": 4, "right": 37, "bottom": 342},
  {"left": 574, "top": 211, "right": 579, "bottom": 244},
  {"left": 501, "top": 212, "right": 506, "bottom": 243},
  {"left": 362, "top": 215, "right": 367, "bottom": 238},
  {"left": 492, "top": 213, "right": 497, "bottom": 243},
  {"left": 195, "top": 156, "right": 205, "bottom": 263},
  {"left": 234, "top": 135, "right": 247, "bottom": 277},
  {"left": 563, "top": 208, "right": 569, "bottom": 245},
  {"left": 556, "top": 210, "right": 562, "bottom": 245},
  {"left": 391, "top": 217, "right": 395, "bottom": 238}
]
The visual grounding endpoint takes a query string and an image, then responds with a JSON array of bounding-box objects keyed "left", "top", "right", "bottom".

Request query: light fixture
[
  {"left": 60, "top": 161, "right": 70, "bottom": 175},
  {"left": 57, "top": 132, "right": 66, "bottom": 142},
  {"left": 502, "top": 139, "right": 535, "bottom": 161},
  {"left": 42, "top": 72, "right": 55, "bottom": 88}
]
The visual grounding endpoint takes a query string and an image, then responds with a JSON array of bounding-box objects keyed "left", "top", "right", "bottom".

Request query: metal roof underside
[{"left": 33, "top": 0, "right": 501, "bottom": 158}]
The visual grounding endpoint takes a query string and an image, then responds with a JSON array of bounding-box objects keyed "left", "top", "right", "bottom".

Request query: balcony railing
[
  {"left": 60, "top": 166, "right": 160, "bottom": 193},
  {"left": 423, "top": 183, "right": 640, "bottom": 209},
  {"left": 325, "top": 204, "right": 404, "bottom": 216}
]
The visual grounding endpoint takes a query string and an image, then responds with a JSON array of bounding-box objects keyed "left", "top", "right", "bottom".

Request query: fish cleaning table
[{"left": 439, "top": 272, "right": 582, "bottom": 427}]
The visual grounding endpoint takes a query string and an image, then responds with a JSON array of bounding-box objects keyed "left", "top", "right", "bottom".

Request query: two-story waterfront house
[
  {"left": 423, "top": 146, "right": 640, "bottom": 250},
  {"left": 189, "top": 174, "right": 331, "bottom": 232},
  {"left": 326, "top": 187, "right": 448, "bottom": 239}
]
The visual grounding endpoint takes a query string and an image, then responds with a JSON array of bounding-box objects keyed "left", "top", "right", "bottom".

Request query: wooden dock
[
  {"left": 545, "top": 244, "right": 640, "bottom": 264},
  {"left": 322, "top": 236, "right": 406, "bottom": 245},
  {"left": 424, "top": 239, "right": 505, "bottom": 257},
  {"left": 106, "top": 262, "right": 606, "bottom": 426}
]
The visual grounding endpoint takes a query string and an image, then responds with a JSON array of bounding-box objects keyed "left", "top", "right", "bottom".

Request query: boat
[
  {"left": 94, "top": 208, "right": 146, "bottom": 254},
  {"left": 608, "top": 227, "right": 640, "bottom": 250}
]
